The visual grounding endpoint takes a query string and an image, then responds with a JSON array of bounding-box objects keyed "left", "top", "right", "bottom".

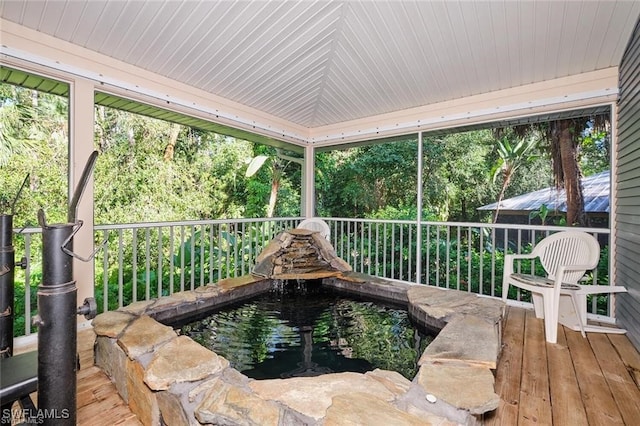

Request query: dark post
[
  {"left": 0, "top": 214, "right": 15, "bottom": 359},
  {"left": 35, "top": 218, "right": 77, "bottom": 424},
  {"left": 35, "top": 151, "right": 98, "bottom": 425},
  {"left": 0, "top": 174, "right": 29, "bottom": 359}
]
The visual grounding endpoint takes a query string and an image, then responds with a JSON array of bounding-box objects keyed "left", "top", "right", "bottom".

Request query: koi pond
[{"left": 177, "top": 280, "right": 436, "bottom": 380}]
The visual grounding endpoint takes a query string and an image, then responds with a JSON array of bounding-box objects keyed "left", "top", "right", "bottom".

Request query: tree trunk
[
  {"left": 163, "top": 124, "right": 181, "bottom": 161},
  {"left": 266, "top": 178, "right": 279, "bottom": 218},
  {"left": 555, "top": 120, "right": 586, "bottom": 226},
  {"left": 95, "top": 106, "right": 106, "bottom": 151},
  {"left": 493, "top": 171, "right": 512, "bottom": 223}
]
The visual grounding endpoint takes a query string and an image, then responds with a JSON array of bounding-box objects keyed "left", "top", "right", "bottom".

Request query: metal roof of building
[{"left": 478, "top": 171, "right": 610, "bottom": 214}]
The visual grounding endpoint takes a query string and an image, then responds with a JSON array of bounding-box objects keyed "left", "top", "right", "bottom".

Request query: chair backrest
[
  {"left": 531, "top": 231, "right": 601, "bottom": 284},
  {"left": 297, "top": 218, "right": 331, "bottom": 239}
]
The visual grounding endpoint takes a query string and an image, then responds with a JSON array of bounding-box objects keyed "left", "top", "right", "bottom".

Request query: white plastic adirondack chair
[
  {"left": 502, "top": 231, "right": 626, "bottom": 344},
  {"left": 297, "top": 218, "right": 331, "bottom": 240}
]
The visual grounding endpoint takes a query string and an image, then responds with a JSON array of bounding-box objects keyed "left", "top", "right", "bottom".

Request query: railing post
[{"left": 416, "top": 132, "right": 424, "bottom": 285}]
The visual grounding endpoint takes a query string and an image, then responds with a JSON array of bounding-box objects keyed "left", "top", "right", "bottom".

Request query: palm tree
[
  {"left": 490, "top": 135, "right": 540, "bottom": 223},
  {"left": 245, "top": 154, "right": 285, "bottom": 218},
  {"left": 511, "top": 114, "right": 609, "bottom": 227},
  {"left": 548, "top": 118, "right": 606, "bottom": 226}
]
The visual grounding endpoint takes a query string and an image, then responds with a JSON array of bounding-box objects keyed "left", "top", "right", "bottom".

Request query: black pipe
[
  {"left": 0, "top": 214, "right": 15, "bottom": 358},
  {"left": 0, "top": 175, "right": 30, "bottom": 358},
  {"left": 36, "top": 220, "right": 77, "bottom": 425},
  {"left": 35, "top": 151, "right": 98, "bottom": 425},
  {"left": 68, "top": 152, "right": 98, "bottom": 224}
]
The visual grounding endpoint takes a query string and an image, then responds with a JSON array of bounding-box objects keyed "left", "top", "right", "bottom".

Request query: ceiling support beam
[
  {"left": 303, "top": 145, "right": 316, "bottom": 217},
  {"left": 311, "top": 68, "right": 619, "bottom": 147}
]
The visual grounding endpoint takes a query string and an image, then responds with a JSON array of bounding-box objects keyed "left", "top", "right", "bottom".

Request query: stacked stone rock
[
  {"left": 93, "top": 273, "right": 505, "bottom": 425},
  {"left": 252, "top": 228, "right": 351, "bottom": 279}
]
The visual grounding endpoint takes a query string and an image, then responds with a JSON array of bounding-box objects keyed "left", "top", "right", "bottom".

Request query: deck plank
[
  {"left": 75, "top": 330, "right": 141, "bottom": 426},
  {"left": 547, "top": 325, "right": 589, "bottom": 425},
  {"left": 565, "top": 328, "right": 625, "bottom": 425},
  {"left": 608, "top": 333, "right": 640, "bottom": 388},
  {"left": 518, "top": 309, "right": 552, "bottom": 425},
  {"left": 484, "top": 307, "right": 524, "bottom": 426},
  {"left": 589, "top": 333, "right": 640, "bottom": 425}
]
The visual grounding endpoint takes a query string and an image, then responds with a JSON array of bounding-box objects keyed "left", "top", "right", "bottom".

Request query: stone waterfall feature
[{"left": 252, "top": 228, "right": 351, "bottom": 279}]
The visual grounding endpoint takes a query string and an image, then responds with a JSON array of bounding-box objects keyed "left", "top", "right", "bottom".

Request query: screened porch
[{"left": 2, "top": 1, "right": 640, "bottom": 425}]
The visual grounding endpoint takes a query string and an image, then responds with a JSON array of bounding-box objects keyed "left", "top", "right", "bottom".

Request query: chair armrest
[
  {"left": 506, "top": 253, "right": 537, "bottom": 261},
  {"left": 503, "top": 253, "right": 537, "bottom": 278},
  {"left": 575, "top": 285, "right": 627, "bottom": 295},
  {"left": 554, "top": 264, "right": 601, "bottom": 289}
]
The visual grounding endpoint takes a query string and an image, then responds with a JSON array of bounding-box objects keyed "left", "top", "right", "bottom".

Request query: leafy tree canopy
[{"left": 2, "top": 82, "right": 610, "bottom": 227}]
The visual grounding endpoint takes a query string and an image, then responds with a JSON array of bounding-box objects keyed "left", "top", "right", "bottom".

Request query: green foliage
[
  {"left": 579, "top": 121, "right": 610, "bottom": 176},
  {"left": 11, "top": 270, "right": 40, "bottom": 336},
  {"left": 490, "top": 132, "right": 543, "bottom": 222},
  {"left": 1, "top": 85, "right": 69, "bottom": 336},
  {"left": 94, "top": 107, "right": 281, "bottom": 222},
  {"left": 0, "top": 85, "right": 68, "bottom": 224},
  {"left": 528, "top": 204, "right": 568, "bottom": 226},
  {"left": 245, "top": 155, "right": 269, "bottom": 177},
  {"left": 316, "top": 138, "right": 418, "bottom": 217},
  {"left": 490, "top": 135, "right": 540, "bottom": 184},
  {"left": 421, "top": 131, "right": 496, "bottom": 221},
  {"left": 93, "top": 221, "right": 283, "bottom": 313},
  {"left": 528, "top": 204, "right": 551, "bottom": 225},
  {"left": 315, "top": 129, "right": 553, "bottom": 223},
  {"left": 241, "top": 146, "right": 301, "bottom": 218},
  {"left": 365, "top": 205, "right": 436, "bottom": 221}
]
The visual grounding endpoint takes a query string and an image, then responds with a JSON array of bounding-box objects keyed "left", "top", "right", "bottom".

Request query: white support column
[
  {"left": 609, "top": 102, "right": 618, "bottom": 316},
  {"left": 303, "top": 144, "right": 315, "bottom": 217},
  {"left": 416, "top": 133, "right": 423, "bottom": 284},
  {"left": 69, "top": 78, "right": 95, "bottom": 323}
]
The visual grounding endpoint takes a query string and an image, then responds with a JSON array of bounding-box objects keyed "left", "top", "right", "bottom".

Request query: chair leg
[
  {"left": 502, "top": 280, "right": 509, "bottom": 301},
  {"left": 569, "top": 293, "right": 587, "bottom": 338},
  {"left": 532, "top": 293, "right": 545, "bottom": 319},
  {"left": 543, "top": 292, "right": 558, "bottom": 344}
]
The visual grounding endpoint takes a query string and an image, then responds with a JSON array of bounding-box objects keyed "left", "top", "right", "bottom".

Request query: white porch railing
[
  {"left": 11, "top": 218, "right": 612, "bottom": 338},
  {"left": 93, "top": 218, "right": 299, "bottom": 312},
  {"left": 324, "top": 218, "right": 610, "bottom": 292}
]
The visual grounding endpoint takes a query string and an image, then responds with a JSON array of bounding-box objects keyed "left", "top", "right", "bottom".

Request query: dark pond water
[{"left": 178, "top": 281, "right": 436, "bottom": 380}]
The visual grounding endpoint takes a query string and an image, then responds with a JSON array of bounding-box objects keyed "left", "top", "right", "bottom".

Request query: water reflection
[{"left": 179, "top": 281, "right": 434, "bottom": 380}]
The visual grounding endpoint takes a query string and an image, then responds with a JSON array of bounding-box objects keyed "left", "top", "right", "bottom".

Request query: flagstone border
[{"left": 93, "top": 272, "right": 505, "bottom": 425}]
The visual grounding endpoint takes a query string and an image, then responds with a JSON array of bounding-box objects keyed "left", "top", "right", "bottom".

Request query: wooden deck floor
[
  {"left": 75, "top": 328, "right": 142, "bottom": 425},
  {"left": 11, "top": 328, "right": 141, "bottom": 426},
  {"left": 485, "top": 307, "right": 640, "bottom": 426},
  {"left": 12, "top": 306, "right": 640, "bottom": 425}
]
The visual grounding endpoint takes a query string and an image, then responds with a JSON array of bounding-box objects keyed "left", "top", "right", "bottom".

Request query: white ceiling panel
[
  {"left": 91, "top": 1, "right": 147, "bottom": 53},
  {"left": 1, "top": 0, "right": 639, "bottom": 129}
]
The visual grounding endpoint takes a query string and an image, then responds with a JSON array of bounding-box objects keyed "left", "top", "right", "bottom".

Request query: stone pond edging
[{"left": 92, "top": 272, "right": 505, "bottom": 425}]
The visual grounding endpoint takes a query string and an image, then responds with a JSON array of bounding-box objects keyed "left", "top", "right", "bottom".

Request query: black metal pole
[
  {"left": 34, "top": 152, "right": 98, "bottom": 425},
  {"left": 1, "top": 175, "right": 29, "bottom": 359},
  {"left": 36, "top": 219, "right": 77, "bottom": 425},
  {"left": 0, "top": 214, "right": 15, "bottom": 359}
]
